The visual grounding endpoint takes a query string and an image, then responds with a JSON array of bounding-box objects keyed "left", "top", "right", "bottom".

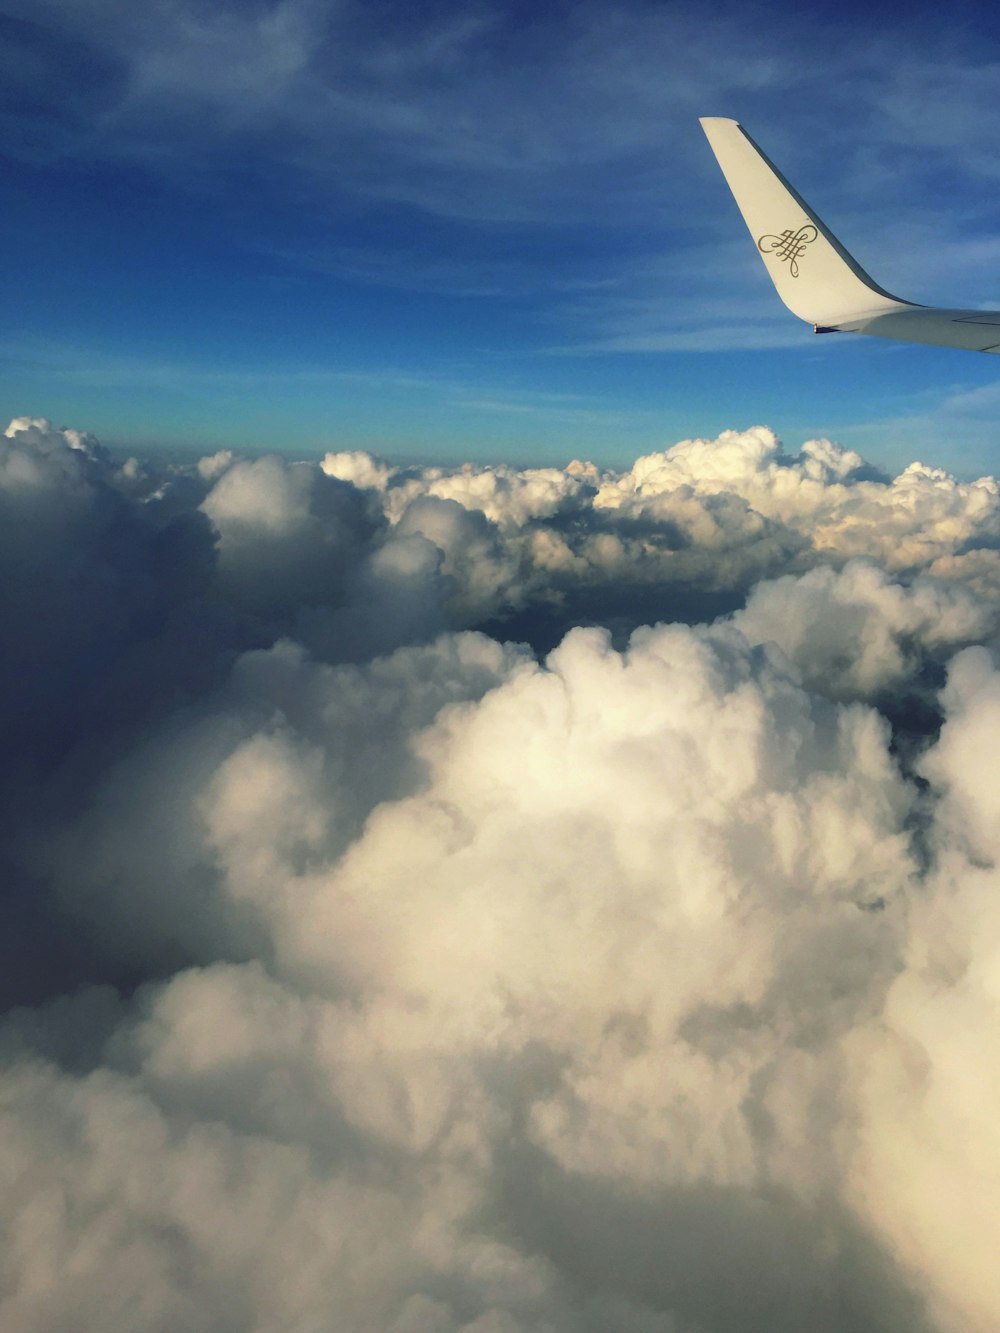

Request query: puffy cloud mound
[
  {"left": 323, "top": 426, "right": 1000, "bottom": 651},
  {"left": 3, "top": 417, "right": 1000, "bottom": 1332},
  {"left": 846, "top": 648, "right": 1000, "bottom": 1333},
  {"left": 733, "top": 559, "right": 991, "bottom": 699}
]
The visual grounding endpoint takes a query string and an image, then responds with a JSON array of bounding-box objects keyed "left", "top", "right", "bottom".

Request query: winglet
[{"left": 699, "top": 117, "right": 913, "bottom": 327}]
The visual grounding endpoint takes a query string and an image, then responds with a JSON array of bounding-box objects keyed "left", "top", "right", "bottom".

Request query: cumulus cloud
[
  {"left": 846, "top": 647, "right": 1000, "bottom": 1333},
  {"left": 4, "top": 416, "right": 1000, "bottom": 1332},
  {"left": 733, "top": 560, "right": 992, "bottom": 700}
]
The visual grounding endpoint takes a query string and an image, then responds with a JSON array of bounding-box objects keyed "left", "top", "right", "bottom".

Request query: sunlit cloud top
[{"left": 3, "top": 412, "right": 1000, "bottom": 1331}]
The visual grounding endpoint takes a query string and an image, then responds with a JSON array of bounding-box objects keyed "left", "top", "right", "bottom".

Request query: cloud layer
[{"left": 3, "top": 416, "right": 1000, "bottom": 1332}]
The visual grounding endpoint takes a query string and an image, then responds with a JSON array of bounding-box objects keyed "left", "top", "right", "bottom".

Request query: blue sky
[{"left": 5, "top": 0, "right": 1000, "bottom": 475}]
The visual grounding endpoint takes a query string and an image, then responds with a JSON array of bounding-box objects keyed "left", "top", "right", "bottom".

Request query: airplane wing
[{"left": 700, "top": 116, "right": 1000, "bottom": 354}]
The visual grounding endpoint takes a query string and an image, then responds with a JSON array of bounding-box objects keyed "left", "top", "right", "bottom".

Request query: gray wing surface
[{"left": 700, "top": 116, "right": 1000, "bottom": 354}]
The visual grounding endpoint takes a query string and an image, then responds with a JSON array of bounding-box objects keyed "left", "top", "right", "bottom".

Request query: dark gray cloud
[{"left": 5, "top": 415, "right": 1000, "bottom": 1332}]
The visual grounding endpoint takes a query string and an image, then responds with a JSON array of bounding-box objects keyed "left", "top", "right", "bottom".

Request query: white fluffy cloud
[
  {"left": 733, "top": 559, "right": 992, "bottom": 698},
  {"left": 323, "top": 427, "right": 1000, "bottom": 644},
  {"left": 4, "top": 416, "right": 1000, "bottom": 1332},
  {"left": 0, "top": 623, "right": 921, "bottom": 1333},
  {"left": 846, "top": 647, "right": 1000, "bottom": 1333}
]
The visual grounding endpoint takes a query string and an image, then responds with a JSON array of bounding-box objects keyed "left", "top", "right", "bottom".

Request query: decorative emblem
[{"left": 756, "top": 224, "right": 818, "bottom": 278}]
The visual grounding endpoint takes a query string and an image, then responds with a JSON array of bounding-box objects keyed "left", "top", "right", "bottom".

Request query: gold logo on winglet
[{"left": 757, "top": 224, "right": 818, "bottom": 278}]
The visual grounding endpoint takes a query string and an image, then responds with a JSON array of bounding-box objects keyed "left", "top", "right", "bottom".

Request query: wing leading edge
[{"left": 699, "top": 116, "right": 1000, "bottom": 354}]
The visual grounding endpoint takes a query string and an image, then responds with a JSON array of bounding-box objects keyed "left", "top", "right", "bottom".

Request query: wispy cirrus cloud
[
  {"left": 5, "top": 0, "right": 1000, "bottom": 454},
  {"left": 7, "top": 0, "right": 999, "bottom": 225}
]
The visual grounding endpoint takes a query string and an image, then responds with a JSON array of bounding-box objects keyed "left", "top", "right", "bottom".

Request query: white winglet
[
  {"left": 699, "top": 117, "right": 909, "bottom": 327},
  {"left": 700, "top": 116, "right": 1000, "bottom": 354}
]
